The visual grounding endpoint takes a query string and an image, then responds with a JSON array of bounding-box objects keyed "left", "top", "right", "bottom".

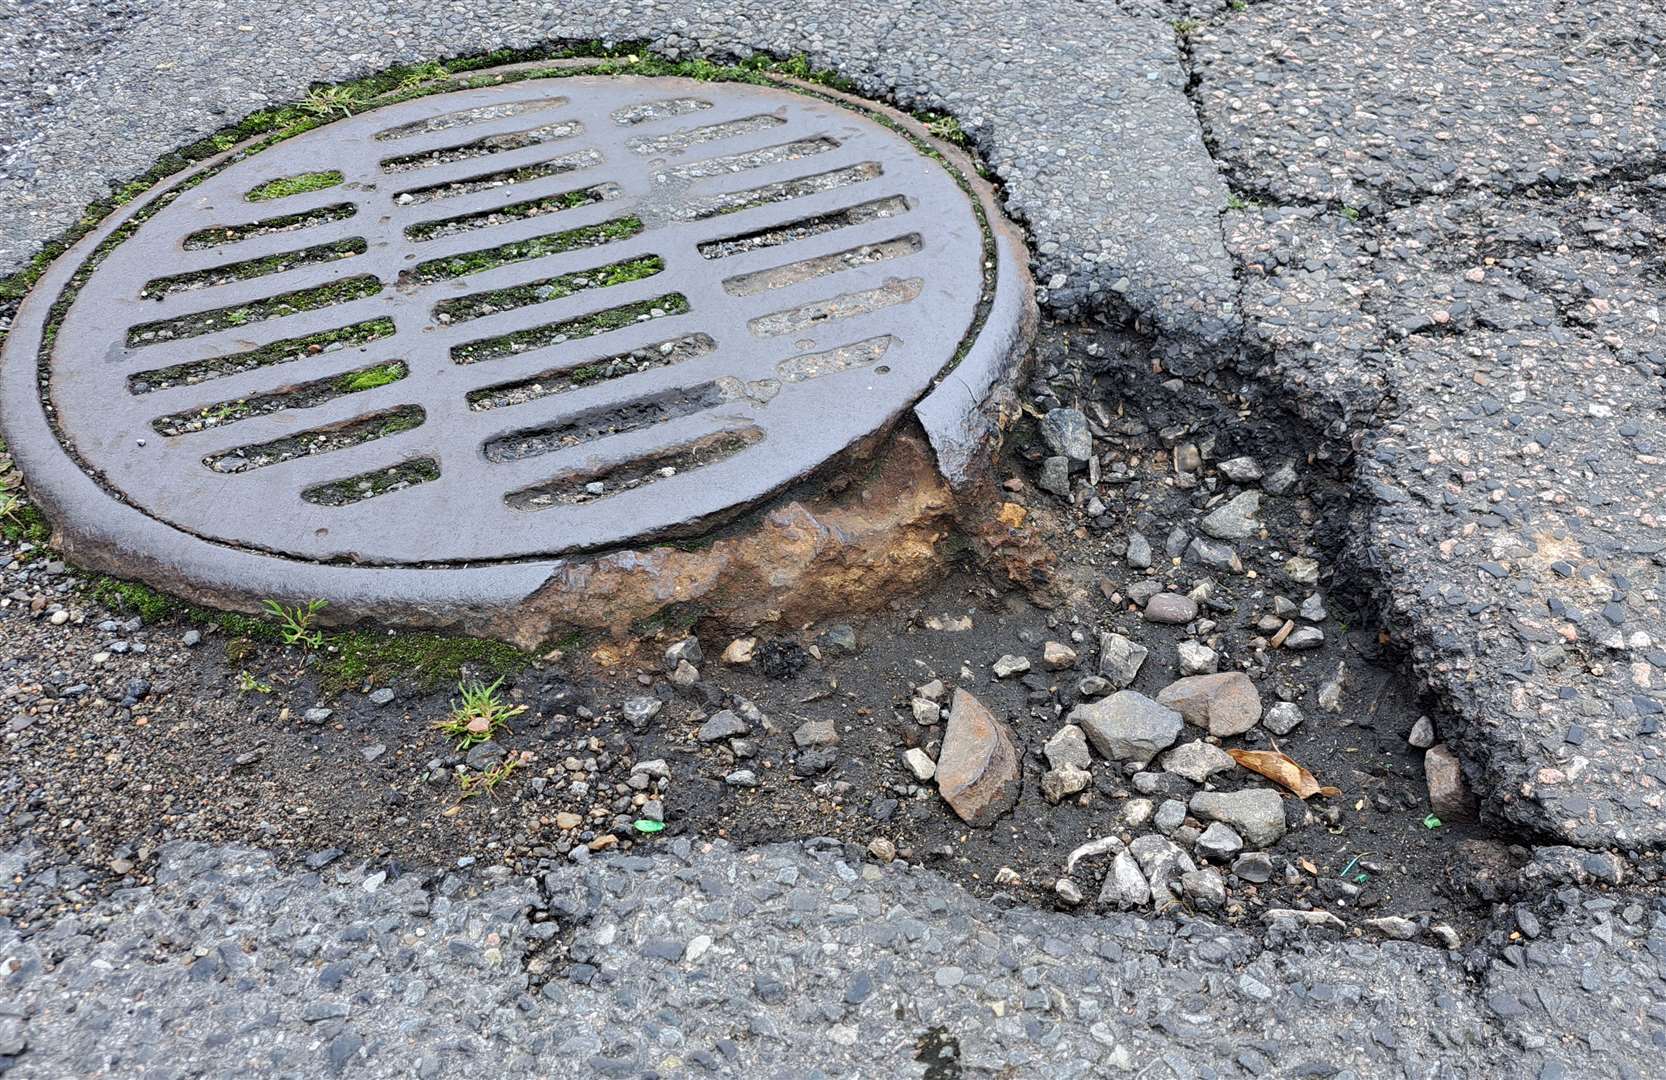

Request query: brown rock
[
  {"left": 937, "top": 689, "right": 1021, "bottom": 826},
  {"left": 1425, "top": 743, "right": 1475, "bottom": 820},
  {"left": 1157, "top": 672, "right": 1263, "bottom": 736}
]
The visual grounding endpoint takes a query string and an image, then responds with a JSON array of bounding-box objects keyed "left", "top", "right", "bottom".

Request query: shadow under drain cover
[{"left": 3, "top": 74, "right": 1018, "bottom": 612}]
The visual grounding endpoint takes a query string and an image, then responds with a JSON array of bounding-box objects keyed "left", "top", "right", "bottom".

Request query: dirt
[{"left": 0, "top": 319, "right": 1533, "bottom": 944}]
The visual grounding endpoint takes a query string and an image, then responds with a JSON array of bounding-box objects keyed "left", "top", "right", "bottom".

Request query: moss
[
  {"left": 88, "top": 577, "right": 179, "bottom": 622},
  {"left": 130, "top": 317, "right": 395, "bottom": 391},
  {"left": 318, "top": 629, "right": 532, "bottom": 692},
  {"left": 376, "top": 410, "right": 424, "bottom": 438},
  {"left": 185, "top": 203, "right": 358, "bottom": 249},
  {"left": 333, "top": 361, "right": 406, "bottom": 393},
  {"left": 452, "top": 293, "right": 689, "bottom": 364},
  {"left": 0, "top": 501, "right": 50, "bottom": 545},
  {"left": 246, "top": 170, "right": 345, "bottom": 202},
  {"left": 86, "top": 575, "right": 291, "bottom": 641},
  {"left": 140, "top": 236, "right": 366, "bottom": 299},
  {"left": 411, "top": 216, "right": 644, "bottom": 283},
  {"left": 301, "top": 457, "right": 439, "bottom": 506},
  {"left": 126, "top": 274, "right": 382, "bottom": 345},
  {"left": 405, "top": 186, "right": 604, "bottom": 241},
  {"left": 433, "top": 255, "right": 665, "bottom": 323}
]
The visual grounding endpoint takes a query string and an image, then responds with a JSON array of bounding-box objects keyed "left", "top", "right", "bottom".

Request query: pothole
[{"left": 1, "top": 72, "right": 1030, "bottom": 630}]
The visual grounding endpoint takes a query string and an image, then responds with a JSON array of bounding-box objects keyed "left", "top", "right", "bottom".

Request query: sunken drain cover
[{"left": 17, "top": 76, "right": 988, "bottom": 565}]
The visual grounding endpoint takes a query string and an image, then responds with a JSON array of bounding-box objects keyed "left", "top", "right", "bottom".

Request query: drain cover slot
[{"left": 21, "top": 75, "right": 991, "bottom": 566}]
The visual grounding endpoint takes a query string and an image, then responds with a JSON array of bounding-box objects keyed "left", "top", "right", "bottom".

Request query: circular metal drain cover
[{"left": 3, "top": 73, "right": 1028, "bottom": 620}]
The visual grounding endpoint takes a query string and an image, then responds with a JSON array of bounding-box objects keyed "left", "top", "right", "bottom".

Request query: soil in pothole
[{"left": 0, "top": 320, "right": 1533, "bottom": 943}]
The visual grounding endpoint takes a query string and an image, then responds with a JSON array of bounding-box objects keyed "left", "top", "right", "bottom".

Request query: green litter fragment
[
  {"left": 633, "top": 819, "right": 665, "bottom": 834},
  {"left": 1423, "top": 814, "right": 1443, "bottom": 829}
]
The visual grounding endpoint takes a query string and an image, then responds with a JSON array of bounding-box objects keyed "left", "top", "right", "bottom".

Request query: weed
[
  {"left": 459, "top": 751, "right": 530, "bottom": 798},
  {"left": 301, "top": 85, "right": 368, "bottom": 120},
  {"left": 919, "top": 113, "right": 970, "bottom": 148},
  {"left": 1341, "top": 206, "right": 1361, "bottom": 222},
  {"left": 1226, "top": 193, "right": 1250, "bottom": 211},
  {"left": 1173, "top": 18, "right": 1201, "bottom": 35},
  {"left": 436, "top": 676, "right": 527, "bottom": 749},
  {"left": 246, "top": 170, "right": 345, "bottom": 203},
  {"left": 237, "top": 670, "right": 274, "bottom": 694},
  {"left": 261, "top": 597, "right": 327, "bottom": 648}
]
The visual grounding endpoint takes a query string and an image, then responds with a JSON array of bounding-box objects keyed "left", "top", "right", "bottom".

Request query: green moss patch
[
  {"left": 246, "top": 170, "right": 345, "bottom": 203},
  {"left": 411, "top": 216, "right": 644, "bottom": 283},
  {"left": 318, "top": 629, "right": 531, "bottom": 693}
]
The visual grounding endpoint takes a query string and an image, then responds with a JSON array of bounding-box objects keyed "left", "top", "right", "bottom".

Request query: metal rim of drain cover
[{"left": 1, "top": 71, "right": 1032, "bottom": 621}]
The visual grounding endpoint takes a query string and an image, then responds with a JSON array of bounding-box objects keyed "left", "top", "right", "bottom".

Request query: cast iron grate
[{"left": 30, "top": 76, "right": 987, "bottom": 565}]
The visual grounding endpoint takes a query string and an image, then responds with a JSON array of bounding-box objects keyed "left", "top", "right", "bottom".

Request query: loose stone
[
  {"left": 1043, "top": 724, "right": 1092, "bottom": 771},
  {"left": 1143, "top": 594, "right": 1198, "bottom": 625},
  {"left": 1039, "top": 407, "right": 1093, "bottom": 461},
  {"left": 1069, "top": 690, "right": 1184, "bottom": 766},
  {"left": 992, "top": 654, "right": 1031, "bottom": 678},
  {"left": 1263, "top": 701, "right": 1304, "bottom": 736},
  {"left": 1425, "top": 743, "right": 1475, "bottom": 820},
  {"left": 1177, "top": 641, "right": 1218, "bottom": 675},
  {"left": 1041, "top": 765, "right": 1091, "bottom": 803},
  {"left": 1097, "top": 632, "right": 1149, "bottom": 687},
  {"left": 1098, "top": 846, "right": 1151, "bottom": 910},
  {"left": 1200, "top": 491, "right": 1262, "bottom": 540},
  {"left": 698, "top": 710, "right": 751, "bottom": 741},
  {"left": 1189, "top": 788, "right": 1287, "bottom": 846},
  {"left": 1195, "top": 821, "right": 1244, "bottom": 861},
  {"left": 936, "top": 689, "right": 1021, "bottom": 826},
  {"left": 1157, "top": 672, "right": 1263, "bottom": 737},
  {"left": 1042, "top": 641, "right": 1078, "bottom": 670},
  {"left": 1160, "top": 739, "right": 1234, "bottom": 783}
]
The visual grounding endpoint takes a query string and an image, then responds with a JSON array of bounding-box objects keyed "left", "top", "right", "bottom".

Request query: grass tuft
[{"left": 435, "top": 676, "right": 527, "bottom": 749}]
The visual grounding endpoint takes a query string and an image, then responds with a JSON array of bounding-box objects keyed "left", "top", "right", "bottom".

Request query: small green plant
[
  {"left": 237, "top": 670, "right": 274, "bottom": 694},
  {"left": 396, "top": 62, "right": 449, "bottom": 92},
  {"left": 1173, "top": 18, "right": 1200, "bottom": 35},
  {"left": 301, "top": 85, "right": 368, "bottom": 119},
  {"left": 1225, "top": 192, "right": 1251, "bottom": 211},
  {"left": 436, "top": 676, "right": 527, "bottom": 749},
  {"left": 225, "top": 308, "right": 252, "bottom": 326},
  {"left": 921, "top": 113, "right": 970, "bottom": 148},
  {"left": 262, "top": 597, "right": 327, "bottom": 648},
  {"left": 1341, "top": 206, "right": 1361, "bottom": 222},
  {"left": 459, "top": 751, "right": 529, "bottom": 798}
]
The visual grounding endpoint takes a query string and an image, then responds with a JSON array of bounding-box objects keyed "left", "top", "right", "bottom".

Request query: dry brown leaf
[{"left": 1227, "top": 748, "right": 1341, "bottom": 800}]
